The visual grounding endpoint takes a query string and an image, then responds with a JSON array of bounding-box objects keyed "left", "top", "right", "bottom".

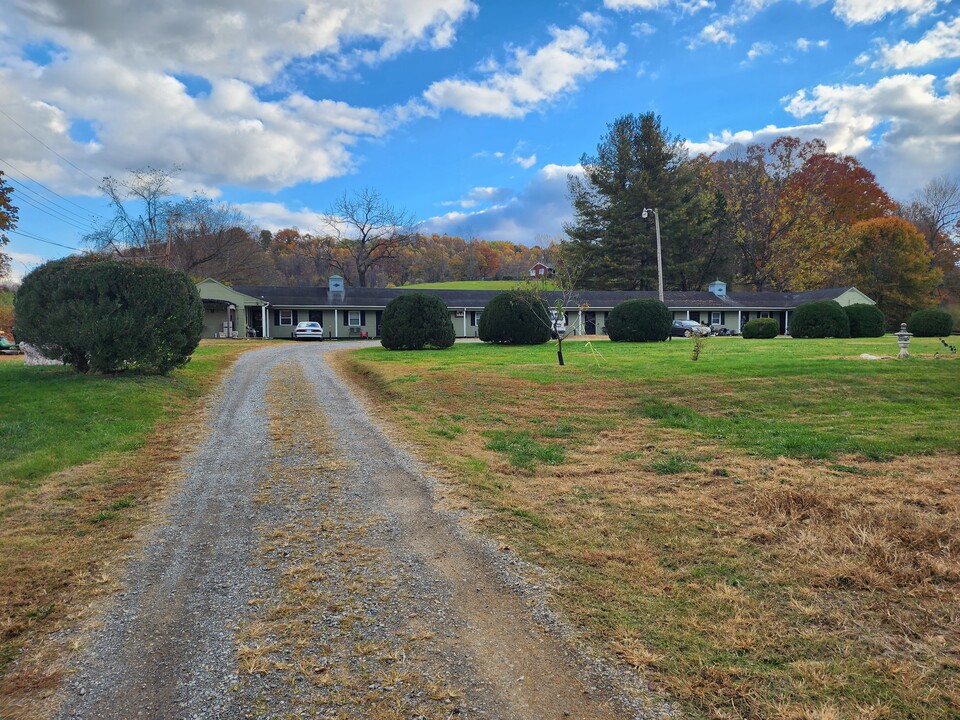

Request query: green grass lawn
[
  {"left": 403, "top": 279, "right": 558, "bottom": 290},
  {"left": 341, "top": 335, "right": 960, "bottom": 719},
  {"left": 0, "top": 343, "right": 241, "bottom": 496}
]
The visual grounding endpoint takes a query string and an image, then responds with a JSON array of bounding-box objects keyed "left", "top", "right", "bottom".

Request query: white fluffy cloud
[
  {"left": 423, "top": 163, "right": 583, "bottom": 243},
  {"left": 873, "top": 16, "right": 960, "bottom": 68},
  {"left": 13, "top": 0, "right": 478, "bottom": 84},
  {"left": 689, "top": 71, "right": 960, "bottom": 198},
  {"left": 831, "top": 0, "right": 939, "bottom": 25},
  {"left": 423, "top": 26, "right": 624, "bottom": 118},
  {"left": 234, "top": 202, "right": 326, "bottom": 232}
]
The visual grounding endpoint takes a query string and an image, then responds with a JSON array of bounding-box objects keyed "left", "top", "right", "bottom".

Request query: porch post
[
  {"left": 334, "top": 309, "right": 339, "bottom": 338},
  {"left": 737, "top": 310, "right": 742, "bottom": 333},
  {"left": 686, "top": 310, "right": 690, "bottom": 320},
  {"left": 785, "top": 310, "right": 790, "bottom": 335},
  {"left": 463, "top": 308, "right": 467, "bottom": 337},
  {"left": 262, "top": 305, "right": 268, "bottom": 339}
]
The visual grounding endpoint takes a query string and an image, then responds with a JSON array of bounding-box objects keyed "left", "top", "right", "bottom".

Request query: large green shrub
[
  {"left": 790, "top": 300, "right": 850, "bottom": 338},
  {"left": 606, "top": 299, "right": 671, "bottom": 342},
  {"left": 843, "top": 303, "right": 885, "bottom": 337},
  {"left": 478, "top": 291, "right": 551, "bottom": 345},
  {"left": 380, "top": 293, "right": 455, "bottom": 350},
  {"left": 741, "top": 318, "right": 779, "bottom": 339},
  {"left": 907, "top": 308, "right": 953, "bottom": 337},
  {"left": 14, "top": 256, "right": 202, "bottom": 374}
]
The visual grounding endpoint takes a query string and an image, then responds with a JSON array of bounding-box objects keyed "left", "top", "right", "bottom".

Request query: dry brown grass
[
  {"left": 235, "top": 361, "right": 467, "bottom": 718},
  {"left": 336, "top": 350, "right": 960, "bottom": 720}
]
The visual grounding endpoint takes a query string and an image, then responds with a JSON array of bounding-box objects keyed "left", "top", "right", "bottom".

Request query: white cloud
[
  {"left": 514, "top": 153, "right": 537, "bottom": 169},
  {"left": 423, "top": 26, "right": 624, "bottom": 118},
  {"left": 234, "top": 202, "right": 325, "bottom": 232},
  {"left": 694, "top": 20, "right": 737, "bottom": 46},
  {"left": 423, "top": 163, "right": 584, "bottom": 243},
  {"left": 604, "top": 0, "right": 713, "bottom": 12},
  {"left": 578, "top": 11, "right": 609, "bottom": 30},
  {"left": 795, "top": 37, "right": 829, "bottom": 51},
  {"left": 689, "top": 71, "right": 960, "bottom": 198},
  {"left": 744, "top": 41, "right": 775, "bottom": 63},
  {"left": 632, "top": 22, "right": 656, "bottom": 36},
  {"left": 440, "top": 186, "right": 514, "bottom": 208},
  {"left": 5, "top": 249, "right": 50, "bottom": 282},
  {"left": 873, "top": 16, "right": 960, "bottom": 68},
  {"left": 12, "top": 0, "right": 479, "bottom": 84},
  {"left": 831, "top": 0, "right": 940, "bottom": 25}
]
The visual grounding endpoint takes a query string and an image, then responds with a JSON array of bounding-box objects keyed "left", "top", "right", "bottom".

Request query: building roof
[{"left": 230, "top": 284, "right": 866, "bottom": 311}]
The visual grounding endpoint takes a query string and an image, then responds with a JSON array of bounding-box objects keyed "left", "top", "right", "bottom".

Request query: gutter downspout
[
  {"left": 334, "top": 309, "right": 338, "bottom": 339},
  {"left": 463, "top": 308, "right": 467, "bottom": 338}
]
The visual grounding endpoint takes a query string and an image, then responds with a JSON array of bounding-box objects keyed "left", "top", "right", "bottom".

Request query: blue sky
[{"left": 2, "top": 0, "right": 958, "bottom": 281}]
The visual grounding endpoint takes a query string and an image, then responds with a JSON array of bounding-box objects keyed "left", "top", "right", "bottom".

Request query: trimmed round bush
[
  {"left": 843, "top": 303, "right": 885, "bottom": 338},
  {"left": 790, "top": 300, "right": 850, "bottom": 339},
  {"left": 380, "top": 293, "right": 455, "bottom": 350},
  {"left": 907, "top": 308, "right": 953, "bottom": 337},
  {"left": 606, "top": 299, "right": 671, "bottom": 342},
  {"left": 741, "top": 318, "right": 779, "bottom": 339},
  {"left": 478, "top": 290, "right": 551, "bottom": 345},
  {"left": 15, "top": 256, "right": 202, "bottom": 374}
]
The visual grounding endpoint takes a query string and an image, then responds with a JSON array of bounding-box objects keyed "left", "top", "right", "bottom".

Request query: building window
[
  {"left": 348, "top": 310, "right": 362, "bottom": 327},
  {"left": 279, "top": 309, "right": 293, "bottom": 326},
  {"left": 711, "top": 311, "right": 722, "bottom": 326},
  {"left": 471, "top": 311, "right": 482, "bottom": 327},
  {"left": 760, "top": 311, "right": 770, "bottom": 318}
]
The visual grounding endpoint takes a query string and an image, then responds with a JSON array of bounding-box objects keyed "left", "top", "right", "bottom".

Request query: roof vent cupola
[
  {"left": 329, "top": 274, "right": 345, "bottom": 302},
  {"left": 708, "top": 279, "right": 727, "bottom": 298}
]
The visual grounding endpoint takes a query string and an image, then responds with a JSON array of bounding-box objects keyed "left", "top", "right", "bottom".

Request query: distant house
[
  {"left": 196, "top": 276, "right": 875, "bottom": 340},
  {"left": 529, "top": 262, "right": 554, "bottom": 278}
]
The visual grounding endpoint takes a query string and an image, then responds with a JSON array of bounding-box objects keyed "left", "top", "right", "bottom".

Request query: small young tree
[
  {"left": 790, "top": 300, "right": 850, "bottom": 338},
  {"left": 15, "top": 256, "right": 203, "bottom": 374},
  {"left": 478, "top": 290, "right": 551, "bottom": 346},
  {"left": 380, "top": 293, "right": 455, "bottom": 350},
  {"left": 606, "top": 299, "right": 671, "bottom": 341}
]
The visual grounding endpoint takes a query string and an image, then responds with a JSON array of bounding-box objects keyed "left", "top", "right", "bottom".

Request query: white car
[{"left": 293, "top": 321, "right": 324, "bottom": 340}]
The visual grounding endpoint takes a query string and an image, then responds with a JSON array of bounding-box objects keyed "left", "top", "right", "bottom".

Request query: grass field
[
  {"left": 340, "top": 336, "right": 960, "bottom": 719},
  {"left": 403, "top": 279, "right": 558, "bottom": 290},
  {"left": 0, "top": 341, "right": 263, "bottom": 710}
]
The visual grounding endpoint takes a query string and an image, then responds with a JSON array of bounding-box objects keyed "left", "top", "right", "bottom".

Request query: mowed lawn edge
[
  {"left": 0, "top": 340, "right": 268, "bottom": 717},
  {"left": 336, "top": 337, "right": 960, "bottom": 720}
]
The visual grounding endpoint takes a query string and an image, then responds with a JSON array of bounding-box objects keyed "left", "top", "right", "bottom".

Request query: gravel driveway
[{"left": 55, "top": 342, "right": 669, "bottom": 720}]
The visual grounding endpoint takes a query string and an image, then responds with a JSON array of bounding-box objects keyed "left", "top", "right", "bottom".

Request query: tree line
[{"left": 565, "top": 113, "right": 959, "bottom": 324}]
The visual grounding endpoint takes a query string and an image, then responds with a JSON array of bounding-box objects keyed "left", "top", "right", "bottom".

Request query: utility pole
[{"left": 642, "top": 208, "right": 664, "bottom": 302}]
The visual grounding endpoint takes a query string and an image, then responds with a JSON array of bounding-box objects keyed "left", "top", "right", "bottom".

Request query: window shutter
[
  {"left": 344, "top": 312, "right": 349, "bottom": 326},
  {"left": 360, "top": 311, "right": 366, "bottom": 325},
  {"left": 292, "top": 310, "right": 298, "bottom": 325},
  {"left": 274, "top": 310, "right": 280, "bottom": 326}
]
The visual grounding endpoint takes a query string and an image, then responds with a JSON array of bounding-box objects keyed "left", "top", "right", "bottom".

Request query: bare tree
[
  {"left": 519, "top": 249, "right": 587, "bottom": 366},
  {"left": 323, "top": 188, "right": 418, "bottom": 287},
  {"left": 87, "top": 167, "right": 178, "bottom": 258}
]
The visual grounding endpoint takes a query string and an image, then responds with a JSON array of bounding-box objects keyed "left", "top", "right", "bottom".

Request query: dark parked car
[{"left": 671, "top": 320, "right": 711, "bottom": 337}]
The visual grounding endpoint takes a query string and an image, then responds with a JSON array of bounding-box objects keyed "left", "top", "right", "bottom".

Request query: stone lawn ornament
[{"left": 895, "top": 323, "right": 912, "bottom": 359}]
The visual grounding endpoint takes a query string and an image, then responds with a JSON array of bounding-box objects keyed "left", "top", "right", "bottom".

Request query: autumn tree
[
  {"left": 712, "top": 138, "right": 893, "bottom": 291},
  {"left": 565, "top": 113, "right": 728, "bottom": 291},
  {"left": 841, "top": 217, "right": 941, "bottom": 325},
  {"left": 898, "top": 175, "right": 960, "bottom": 303},
  {"left": 324, "top": 188, "right": 418, "bottom": 287},
  {"left": 0, "top": 171, "right": 17, "bottom": 279}
]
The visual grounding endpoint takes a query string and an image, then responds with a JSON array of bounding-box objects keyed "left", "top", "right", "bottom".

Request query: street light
[{"left": 642, "top": 207, "right": 664, "bottom": 302}]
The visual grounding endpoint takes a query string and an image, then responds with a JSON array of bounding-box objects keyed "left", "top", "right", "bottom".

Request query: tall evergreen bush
[
  {"left": 843, "top": 304, "right": 885, "bottom": 337},
  {"left": 606, "top": 299, "right": 671, "bottom": 342},
  {"left": 478, "top": 291, "right": 551, "bottom": 345},
  {"left": 907, "top": 309, "right": 953, "bottom": 337},
  {"left": 380, "top": 293, "right": 455, "bottom": 350},
  {"left": 15, "top": 256, "right": 202, "bottom": 373},
  {"left": 790, "top": 300, "right": 850, "bottom": 338}
]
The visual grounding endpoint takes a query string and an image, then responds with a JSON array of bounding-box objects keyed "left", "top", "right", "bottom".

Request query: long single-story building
[{"left": 196, "top": 276, "right": 875, "bottom": 340}]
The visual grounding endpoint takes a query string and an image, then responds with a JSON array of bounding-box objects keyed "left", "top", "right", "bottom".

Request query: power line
[
  {"left": 0, "top": 157, "right": 107, "bottom": 220},
  {"left": 2, "top": 176, "right": 99, "bottom": 230},
  {"left": 12, "top": 193, "right": 96, "bottom": 233},
  {"left": 0, "top": 107, "right": 102, "bottom": 184},
  {"left": 8, "top": 229, "right": 83, "bottom": 252}
]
